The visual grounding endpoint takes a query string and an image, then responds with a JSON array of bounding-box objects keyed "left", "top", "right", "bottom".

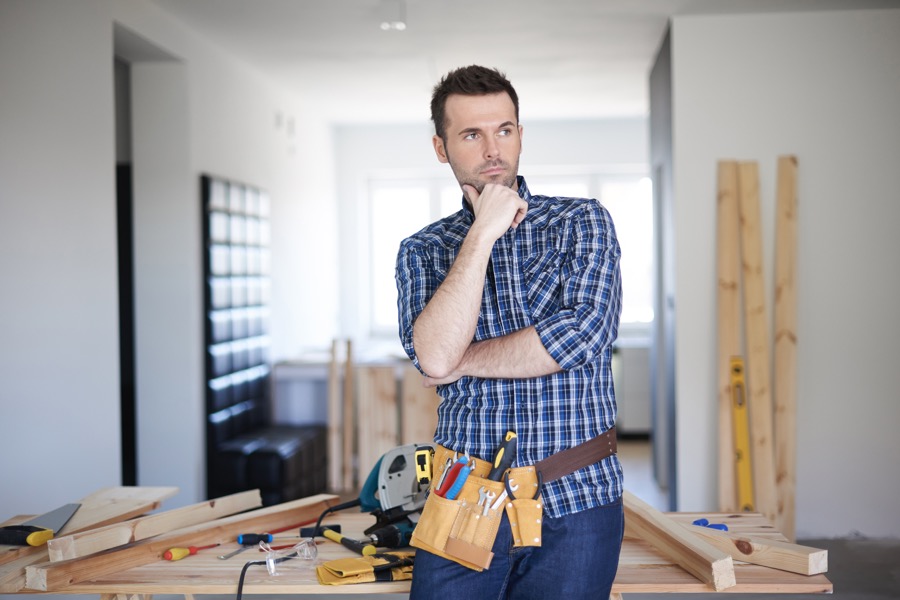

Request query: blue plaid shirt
[{"left": 395, "top": 177, "right": 623, "bottom": 518}]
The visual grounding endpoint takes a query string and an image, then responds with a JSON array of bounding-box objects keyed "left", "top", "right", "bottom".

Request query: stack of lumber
[
  {"left": 327, "top": 338, "right": 441, "bottom": 493},
  {"left": 0, "top": 486, "right": 338, "bottom": 593},
  {"left": 716, "top": 156, "right": 799, "bottom": 540},
  {"left": 622, "top": 490, "right": 826, "bottom": 595}
]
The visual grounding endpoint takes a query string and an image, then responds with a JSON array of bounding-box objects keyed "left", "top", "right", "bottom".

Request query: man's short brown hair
[{"left": 430, "top": 65, "right": 519, "bottom": 141}]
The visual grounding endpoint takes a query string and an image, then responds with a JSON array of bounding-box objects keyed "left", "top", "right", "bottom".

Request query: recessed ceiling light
[{"left": 380, "top": 0, "right": 407, "bottom": 31}]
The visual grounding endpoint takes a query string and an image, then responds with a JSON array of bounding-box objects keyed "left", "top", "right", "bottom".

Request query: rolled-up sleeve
[
  {"left": 395, "top": 239, "right": 434, "bottom": 372},
  {"left": 534, "top": 201, "right": 622, "bottom": 371}
]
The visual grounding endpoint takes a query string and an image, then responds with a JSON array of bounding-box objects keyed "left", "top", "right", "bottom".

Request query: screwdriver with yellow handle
[{"left": 163, "top": 543, "right": 220, "bottom": 561}]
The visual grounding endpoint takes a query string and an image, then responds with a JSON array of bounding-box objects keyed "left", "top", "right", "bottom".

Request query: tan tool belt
[{"left": 410, "top": 427, "right": 617, "bottom": 571}]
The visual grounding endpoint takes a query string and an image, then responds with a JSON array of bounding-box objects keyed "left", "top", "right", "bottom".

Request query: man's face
[{"left": 433, "top": 92, "right": 523, "bottom": 194}]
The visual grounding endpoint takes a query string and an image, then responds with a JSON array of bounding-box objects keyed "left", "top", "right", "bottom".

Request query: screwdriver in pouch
[{"left": 487, "top": 431, "right": 518, "bottom": 480}]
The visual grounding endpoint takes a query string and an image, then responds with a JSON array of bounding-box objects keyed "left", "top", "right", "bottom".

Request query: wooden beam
[
  {"left": 774, "top": 155, "right": 799, "bottom": 541},
  {"left": 623, "top": 491, "right": 735, "bottom": 591},
  {"left": 716, "top": 159, "right": 741, "bottom": 512},
  {"left": 684, "top": 522, "right": 825, "bottom": 575},
  {"left": 342, "top": 339, "right": 355, "bottom": 491},
  {"left": 327, "top": 338, "right": 342, "bottom": 492},
  {"left": 26, "top": 494, "right": 338, "bottom": 592},
  {"left": 0, "top": 487, "right": 178, "bottom": 592},
  {"left": 400, "top": 363, "right": 439, "bottom": 445},
  {"left": 737, "top": 161, "right": 778, "bottom": 525},
  {"left": 356, "top": 365, "right": 400, "bottom": 480},
  {"left": 47, "top": 490, "right": 261, "bottom": 562}
]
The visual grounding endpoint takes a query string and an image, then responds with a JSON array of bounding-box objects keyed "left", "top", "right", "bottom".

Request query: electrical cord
[
  {"left": 234, "top": 498, "right": 366, "bottom": 599},
  {"left": 311, "top": 498, "right": 361, "bottom": 538},
  {"left": 236, "top": 558, "right": 267, "bottom": 600}
]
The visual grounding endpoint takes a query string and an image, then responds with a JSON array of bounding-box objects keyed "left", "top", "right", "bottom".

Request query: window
[{"left": 365, "top": 170, "right": 653, "bottom": 341}]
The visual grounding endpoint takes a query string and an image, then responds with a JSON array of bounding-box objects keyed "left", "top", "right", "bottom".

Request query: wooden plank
[
  {"left": 356, "top": 365, "right": 400, "bottom": 480},
  {"left": 737, "top": 161, "right": 778, "bottom": 526},
  {"left": 622, "top": 490, "right": 736, "bottom": 591},
  {"left": 342, "top": 339, "right": 355, "bottom": 491},
  {"left": 47, "top": 490, "right": 261, "bottom": 562},
  {"left": 327, "top": 339, "right": 342, "bottom": 492},
  {"left": 716, "top": 159, "right": 741, "bottom": 512},
  {"left": 774, "top": 155, "right": 799, "bottom": 541},
  {"left": 0, "top": 486, "right": 178, "bottom": 592},
  {"left": 25, "top": 494, "right": 339, "bottom": 591},
  {"left": 683, "top": 522, "right": 825, "bottom": 575},
  {"left": 53, "top": 511, "right": 831, "bottom": 596},
  {"left": 400, "top": 363, "right": 439, "bottom": 445}
]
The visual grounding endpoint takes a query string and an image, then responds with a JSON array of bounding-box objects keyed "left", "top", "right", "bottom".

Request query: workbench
[{"left": 51, "top": 510, "right": 831, "bottom": 598}]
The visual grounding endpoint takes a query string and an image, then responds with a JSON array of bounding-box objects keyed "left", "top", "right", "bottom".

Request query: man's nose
[{"left": 483, "top": 136, "right": 500, "bottom": 159}]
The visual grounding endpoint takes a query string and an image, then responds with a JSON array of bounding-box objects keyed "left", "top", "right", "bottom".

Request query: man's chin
[{"left": 468, "top": 175, "right": 516, "bottom": 193}]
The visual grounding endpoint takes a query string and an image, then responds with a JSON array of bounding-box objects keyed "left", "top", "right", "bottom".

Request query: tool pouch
[
  {"left": 502, "top": 465, "right": 544, "bottom": 548},
  {"left": 506, "top": 497, "right": 543, "bottom": 547},
  {"left": 410, "top": 449, "right": 506, "bottom": 571}
]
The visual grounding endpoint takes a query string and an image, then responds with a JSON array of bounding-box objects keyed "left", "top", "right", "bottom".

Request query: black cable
[
  {"left": 235, "top": 553, "right": 304, "bottom": 600},
  {"left": 235, "top": 559, "right": 266, "bottom": 600},
  {"left": 311, "top": 498, "right": 360, "bottom": 538}
]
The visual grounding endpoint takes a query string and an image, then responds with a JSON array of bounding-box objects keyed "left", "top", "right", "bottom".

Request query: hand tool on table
[
  {"left": 321, "top": 527, "right": 376, "bottom": 556},
  {"left": 307, "top": 443, "right": 434, "bottom": 550},
  {"left": 487, "top": 431, "right": 518, "bottom": 480},
  {"left": 0, "top": 503, "right": 80, "bottom": 547},
  {"left": 219, "top": 519, "right": 317, "bottom": 559},
  {"left": 692, "top": 518, "right": 729, "bottom": 531},
  {"left": 164, "top": 543, "right": 220, "bottom": 561}
]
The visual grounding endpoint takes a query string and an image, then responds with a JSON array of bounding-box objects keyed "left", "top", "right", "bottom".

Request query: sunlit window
[{"left": 366, "top": 171, "right": 653, "bottom": 339}]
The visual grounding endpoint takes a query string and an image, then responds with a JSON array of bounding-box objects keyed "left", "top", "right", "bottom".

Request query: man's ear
[{"left": 432, "top": 135, "right": 449, "bottom": 164}]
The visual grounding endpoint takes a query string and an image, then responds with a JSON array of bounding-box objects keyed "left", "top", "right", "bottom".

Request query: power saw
[{"left": 307, "top": 443, "right": 434, "bottom": 549}]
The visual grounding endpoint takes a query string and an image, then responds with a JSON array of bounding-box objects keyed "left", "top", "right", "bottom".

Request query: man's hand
[{"left": 464, "top": 183, "right": 528, "bottom": 242}]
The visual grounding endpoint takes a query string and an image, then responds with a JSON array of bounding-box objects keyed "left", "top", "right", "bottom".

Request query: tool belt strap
[{"left": 534, "top": 426, "right": 617, "bottom": 483}]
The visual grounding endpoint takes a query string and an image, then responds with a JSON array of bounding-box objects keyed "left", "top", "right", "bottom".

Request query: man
[{"left": 395, "top": 65, "right": 623, "bottom": 599}]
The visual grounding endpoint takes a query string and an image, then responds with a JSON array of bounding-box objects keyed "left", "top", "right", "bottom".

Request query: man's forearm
[
  {"left": 425, "top": 326, "right": 561, "bottom": 386},
  {"left": 412, "top": 229, "right": 494, "bottom": 378}
]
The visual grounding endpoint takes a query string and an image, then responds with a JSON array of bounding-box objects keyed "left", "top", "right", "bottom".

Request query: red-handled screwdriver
[{"left": 163, "top": 543, "right": 220, "bottom": 561}]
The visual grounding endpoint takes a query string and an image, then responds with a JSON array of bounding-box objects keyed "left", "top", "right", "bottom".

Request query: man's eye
[
  {"left": 464, "top": 133, "right": 478, "bottom": 140},
  {"left": 499, "top": 129, "right": 511, "bottom": 136}
]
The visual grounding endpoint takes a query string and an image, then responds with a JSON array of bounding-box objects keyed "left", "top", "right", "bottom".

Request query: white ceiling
[{"left": 149, "top": 0, "right": 895, "bottom": 123}]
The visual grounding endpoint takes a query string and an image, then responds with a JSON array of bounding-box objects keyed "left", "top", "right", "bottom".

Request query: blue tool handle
[
  {"left": 692, "top": 518, "right": 728, "bottom": 531},
  {"left": 237, "top": 533, "right": 273, "bottom": 545},
  {"left": 445, "top": 465, "right": 471, "bottom": 500}
]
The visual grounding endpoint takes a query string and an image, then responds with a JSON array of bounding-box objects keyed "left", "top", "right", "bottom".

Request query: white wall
[
  {"left": 670, "top": 9, "right": 900, "bottom": 537},
  {"left": 0, "top": 0, "right": 121, "bottom": 514},
  {"left": 0, "top": 0, "right": 336, "bottom": 515}
]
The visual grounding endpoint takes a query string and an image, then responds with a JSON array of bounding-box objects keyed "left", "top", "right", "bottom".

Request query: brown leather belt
[{"left": 534, "top": 426, "right": 617, "bottom": 483}]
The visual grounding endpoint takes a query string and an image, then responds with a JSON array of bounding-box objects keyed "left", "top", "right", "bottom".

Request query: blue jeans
[{"left": 409, "top": 497, "right": 623, "bottom": 600}]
